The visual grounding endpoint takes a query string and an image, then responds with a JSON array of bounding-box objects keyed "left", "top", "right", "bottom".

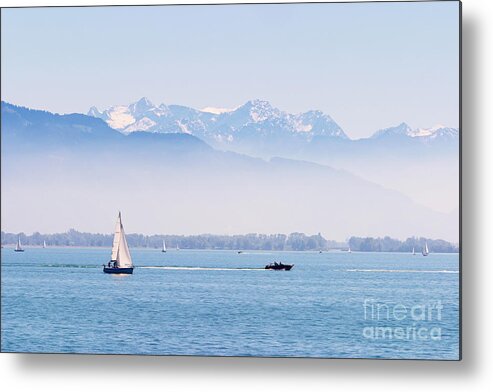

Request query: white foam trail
[
  {"left": 346, "top": 269, "right": 459, "bottom": 274},
  {"left": 139, "top": 266, "right": 265, "bottom": 271},
  {"left": 237, "top": 252, "right": 274, "bottom": 255}
]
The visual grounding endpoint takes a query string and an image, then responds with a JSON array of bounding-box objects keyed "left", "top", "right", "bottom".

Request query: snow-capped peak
[
  {"left": 87, "top": 106, "right": 103, "bottom": 118},
  {"left": 239, "top": 99, "right": 281, "bottom": 122},
  {"left": 200, "top": 106, "right": 235, "bottom": 115},
  {"left": 372, "top": 122, "right": 412, "bottom": 138},
  {"left": 372, "top": 122, "right": 458, "bottom": 141},
  {"left": 411, "top": 124, "right": 447, "bottom": 137},
  {"left": 128, "top": 97, "right": 155, "bottom": 117}
]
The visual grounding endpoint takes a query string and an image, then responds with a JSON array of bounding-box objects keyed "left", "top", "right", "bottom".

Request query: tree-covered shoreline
[{"left": 1, "top": 230, "right": 458, "bottom": 253}]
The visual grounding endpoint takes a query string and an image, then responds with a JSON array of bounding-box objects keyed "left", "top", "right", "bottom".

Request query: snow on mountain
[
  {"left": 411, "top": 125, "right": 459, "bottom": 141},
  {"left": 371, "top": 122, "right": 413, "bottom": 138},
  {"left": 371, "top": 122, "right": 458, "bottom": 142},
  {"left": 200, "top": 106, "right": 235, "bottom": 115},
  {"left": 128, "top": 97, "right": 154, "bottom": 117},
  {"left": 87, "top": 106, "right": 104, "bottom": 119},
  {"left": 88, "top": 98, "right": 456, "bottom": 150},
  {"left": 240, "top": 99, "right": 282, "bottom": 122},
  {"left": 105, "top": 106, "right": 138, "bottom": 130},
  {"left": 87, "top": 98, "right": 347, "bottom": 144},
  {"left": 295, "top": 110, "right": 347, "bottom": 138},
  {"left": 124, "top": 117, "right": 157, "bottom": 133},
  {"left": 428, "top": 127, "right": 459, "bottom": 140}
]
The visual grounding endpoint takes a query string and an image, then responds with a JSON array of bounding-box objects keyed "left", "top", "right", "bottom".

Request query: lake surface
[{"left": 1, "top": 248, "right": 459, "bottom": 359}]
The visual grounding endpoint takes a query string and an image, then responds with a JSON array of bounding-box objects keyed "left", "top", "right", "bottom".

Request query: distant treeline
[
  {"left": 1, "top": 230, "right": 342, "bottom": 251},
  {"left": 348, "top": 236, "right": 459, "bottom": 253},
  {"left": 1, "top": 230, "right": 458, "bottom": 253}
]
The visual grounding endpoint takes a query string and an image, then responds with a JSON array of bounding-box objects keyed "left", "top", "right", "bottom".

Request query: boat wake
[
  {"left": 346, "top": 269, "right": 458, "bottom": 274},
  {"left": 43, "top": 264, "right": 99, "bottom": 268},
  {"left": 139, "top": 266, "right": 266, "bottom": 271}
]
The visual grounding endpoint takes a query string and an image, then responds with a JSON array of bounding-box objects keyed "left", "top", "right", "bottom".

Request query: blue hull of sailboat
[{"left": 103, "top": 267, "right": 134, "bottom": 274}]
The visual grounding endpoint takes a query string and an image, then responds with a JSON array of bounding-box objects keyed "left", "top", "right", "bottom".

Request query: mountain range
[
  {"left": 87, "top": 97, "right": 458, "bottom": 147},
  {"left": 85, "top": 98, "right": 459, "bottom": 214}
]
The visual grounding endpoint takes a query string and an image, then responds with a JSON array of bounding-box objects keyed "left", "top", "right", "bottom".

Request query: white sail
[
  {"left": 15, "top": 236, "right": 22, "bottom": 251},
  {"left": 162, "top": 239, "right": 166, "bottom": 252},
  {"left": 412, "top": 247, "right": 415, "bottom": 255},
  {"left": 422, "top": 242, "right": 429, "bottom": 256},
  {"left": 43, "top": 240, "right": 47, "bottom": 249},
  {"left": 111, "top": 214, "right": 121, "bottom": 261},
  {"left": 111, "top": 212, "right": 133, "bottom": 268}
]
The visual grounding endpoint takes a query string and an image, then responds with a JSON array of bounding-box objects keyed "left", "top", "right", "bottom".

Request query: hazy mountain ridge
[
  {"left": 1, "top": 101, "right": 212, "bottom": 157},
  {"left": 1, "top": 102, "right": 458, "bottom": 241}
]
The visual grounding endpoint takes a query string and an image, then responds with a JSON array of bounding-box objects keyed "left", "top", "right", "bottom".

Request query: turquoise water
[{"left": 1, "top": 248, "right": 459, "bottom": 359}]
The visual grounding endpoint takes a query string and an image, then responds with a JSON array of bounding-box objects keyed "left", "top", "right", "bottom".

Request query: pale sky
[{"left": 1, "top": 1, "right": 460, "bottom": 139}]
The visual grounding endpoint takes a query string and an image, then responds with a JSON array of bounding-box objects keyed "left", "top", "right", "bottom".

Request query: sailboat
[
  {"left": 14, "top": 236, "right": 24, "bottom": 252},
  {"left": 412, "top": 247, "right": 416, "bottom": 255},
  {"left": 43, "top": 240, "right": 47, "bottom": 249},
  {"left": 161, "top": 239, "right": 167, "bottom": 253},
  {"left": 348, "top": 246, "right": 352, "bottom": 253},
  {"left": 103, "top": 212, "right": 134, "bottom": 274},
  {"left": 422, "top": 242, "right": 429, "bottom": 257}
]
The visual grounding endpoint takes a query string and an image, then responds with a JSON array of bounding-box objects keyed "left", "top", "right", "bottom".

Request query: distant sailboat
[
  {"left": 162, "top": 239, "right": 167, "bottom": 253},
  {"left": 422, "top": 242, "right": 429, "bottom": 257},
  {"left": 412, "top": 247, "right": 416, "bottom": 255},
  {"left": 176, "top": 245, "right": 180, "bottom": 251},
  {"left": 14, "top": 236, "right": 24, "bottom": 252},
  {"left": 43, "top": 240, "right": 47, "bottom": 249},
  {"left": 103, "top": 212, "right": 134, "bottom": 274},
  {"left": 348, "top": 246, "right": 352, "bottom": 253}
]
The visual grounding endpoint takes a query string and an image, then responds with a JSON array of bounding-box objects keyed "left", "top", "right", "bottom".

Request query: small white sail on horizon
[
  {"left": 412, "top": 247, "right": 415, "bottom": 255},
  {"left": 110, "top": 212, "right": 133, "bottom": 268},
  {"left": 15, "top": 236, "right": 23, "bottom": 252},
  {"left": 43, "top": 240, "right": 47, "bottom": 249},
  {"left": 162, "top": 239, "right": 167, "bottom": 253}
]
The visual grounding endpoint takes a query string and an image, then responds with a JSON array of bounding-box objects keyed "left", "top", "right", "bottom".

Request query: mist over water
[{"left": 1, "top": 145, "right": 458, "bottom": 242}]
